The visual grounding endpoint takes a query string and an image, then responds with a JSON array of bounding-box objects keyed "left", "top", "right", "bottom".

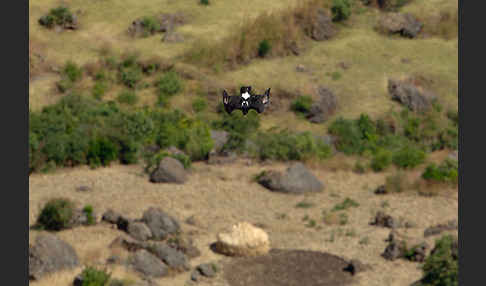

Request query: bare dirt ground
[{"left": 29, "top": 159, "right": 458, "bottom": 286}]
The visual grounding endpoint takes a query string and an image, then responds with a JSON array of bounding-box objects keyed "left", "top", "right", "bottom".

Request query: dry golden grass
[{"left": 29, "top": 159, "right": 457, "bottom": 286}]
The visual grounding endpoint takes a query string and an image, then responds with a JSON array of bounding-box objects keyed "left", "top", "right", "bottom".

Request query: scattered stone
[
  {"left": 343, "top": 259, "right": 370, "bottom": 275},
  {"left": 258, "top": 163, "right": 324, "bottom": 194},
  {"left": 388, "top": 79, "right": 437, "bottom": 112},
  {"left": 102, "top": 209, "right": 122, "bottom": 224},
  {"left": 424, "top": 219, "right": 458, "bottom": 237},
  {"left": 150, "top": 156, "right": 188, "bottom": 184},
  {"left": 75, "top": 185, "right": 92, "bottom": 192},
  {"left": 337, "top": 62, "right": 351, "bottom": 70},
  {"left": 148, "top": 242, "right": 190, "bottom": 271},
  {"left": 130, "top": 249, "right": 169, "bottom": 278},
  {"left": 382, "top": 231, "right": 407, "bottom": 260},
  {"left": 213, "top": 222, "right": 270, "bottom": 257},
  {"left": 374, "top": 185, "right": 388, "bottom": 195},
  {"left": 295, "top": 64, "right": 307, "bottom": 72},
  {"left": 109, "top": 235, "right": 148, "bottom": 252},
  {"left": 197, "top": 263, "right": 217, "bottom": 278},
  {"left": 378, "top": 12, "right": 423, "bottom": 38},
  {"left": 29, "top": 233, "right": 79, "bottom": 280},
  {"left": 128, "top": 221, "right": 153, "bottom": 241},
  {"left": 309, "top": 8, "right": 337, "bottom": 41},
  {"left": 162, "top": 31, "right": 184, "bottom": 43},
  {"left": 306, "top": 86, "right": 338, "bottom": 123},
  {"left": 141, "top": 207, "right": 181, "bottom": 240},
  {"left": 191, "top": 270, "right": 201, "bottom": 282},
  {"left": 370, "top": 211, "right": 397, "bottom": 229}
]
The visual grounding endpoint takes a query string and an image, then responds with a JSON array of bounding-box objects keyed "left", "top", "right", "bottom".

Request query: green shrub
[
  {"left": 92, "top": 81, "right": 108, "bottom": 100},
  {"left": 87, "top": 137, "right": 119, "bottom": 167},
  {"left": 39, "top": 6, "right": 74, "bottom": 28},
  {"left": 156, "top": 71, "right": 182, "bottom": 96},
  {"left": 82, "top": 205, "right": 96, "bottom": 225},
  {"left": 119, "top": 66, "right": 142, "bottom": 88},
  {"left": 422, "top": 159, "right": 458, "bottom": 185},
  {"left": 141, "top": 16, "right": 160, "bottom": 36},
  {"left": 290, "top": 96, "right": 313, "bottom": 115},
  {"left": 36, "top": 198, "right": 75, "bottom": 231},
  {"left": 212, "top": 110, "right": 260, "bottom": 136},
  {"left": 258, "top": 39, "right": 272, "bottom": 57},
  {"left": 63, "top": 61, "right": 83, "bottom": 82},
  {"left": 255, "top": 129, "right": 331, "bottom": 161},
  {"left": 117, "top": 90, "right": 139, "bottom": 105},
  {"left": 328, "top": 117, "right": 365, "bottom": 155},
  {"left": 200, "top": 0, "right": 210, "bottom": 5},
  {"left": 392, "top": 145, "right": 426, "bottom": 168},
  {"left": 371, "top": 149, "right": 393, "bottom": 172},
  {"left": 419, "top": 235, "right": 458, "bottom": 286},
  {"left": 79, "top": 266, "right": 111, "bottom": 286},
  {"left": 331, "top": 0, "right": 352, "bottom": 22},
  {"left": 331, "top": 198, "right": 359, "bottom": 212},
  {"left": 192, "top": 97, "right": 208, "bottom": 113}
]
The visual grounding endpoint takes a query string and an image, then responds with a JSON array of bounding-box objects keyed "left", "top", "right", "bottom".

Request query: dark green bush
[
  {"left": 290, "top": 96, "right": 313, "bottom": 115},
  {"left": 82, "top": 205, "right": 96, "bottom": 225},
  {"left": 371, "top": 149, "right": 393, "bottom": 172},
  {"left": 328, "top": 116, "right": 372, "bottom": 155},
  {"left": 36, "top": 198, "right": 75, "bottom": 231},
  {"left": 392, "top": 145, "right": 426, "bottom": 169},
  {"left": 92, "top": 81, "right": 108, "bottom": 100},
  {"left": 141, "top": 16, "right": 160, "bottom": 36},
  {"left": 331, "top": 0, "right": 352, "bottom": 22},
  {"left": 419, "top": 235, "right": 458, "bottom": 286},
  {"left": 79, "top": 266, "right": 111, "bottom": 286},
  {"left": 39, "top": 6, "right": 74, "bottom": 28},
  {"left": 119, "top": 66, "right": 142, "bottom": 88},
  {"left": 192, "top": 97, "right": 208, "bottom": 113},
  {"left": 117, "top": 90, "right": 139, "bottom": 105},
  {"left": 254, "top": 129, "right": 332, "bottom": 161},
  {"left": 258, "top": 39, "right": 272, "bottom": 58},
  {"left": 155, "top": 71, "right": 182, "bottom": 106},
  {"left": 87, "top": 137, "right": 119, "bottom": 167},
  {"left": 422, "top": 159, "right": 458, "bottom": 185},
  {"left": 63, "top": 61, "right": 83, "bottom": 82},
  {"left": 200, "top": 0, "right": 210, "bottom": 5}
]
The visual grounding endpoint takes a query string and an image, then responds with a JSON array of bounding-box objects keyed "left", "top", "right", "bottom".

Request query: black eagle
[{"left": 222, "top": 86, "right": 270, "bottom": 115}]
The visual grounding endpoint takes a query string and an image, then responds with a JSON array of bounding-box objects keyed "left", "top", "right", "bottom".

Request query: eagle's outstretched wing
[
  {"left": 222, "top": 90, "right": 242, "bottom": 114},
  {"left": 249, "top": 88, "right": 270, "bottom": 113}
]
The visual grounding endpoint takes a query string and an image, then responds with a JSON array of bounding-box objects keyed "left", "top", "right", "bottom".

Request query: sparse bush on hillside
[
  {"left": 117, "top": 90, "right": 139, "bottom": 105},
  {"left": 57, "top": 61, "right": 83, "bottom": 93},
  {"left": 192, "top": 97, "right": 208, "bottom": 113},
  {"left": 119, "top": 66, "right": 142, "bottom": 88},
  {"left": 141, "top": 16, "right": 160, "bottom": 37},
  {"left": 36, "top": 198, "right": 75, "bottom": 231},
  {"left": 200, "top": 0, "right": 210, "bottom": 5},
  {"left": 331, "top": 0, "right": 352, "bottom": 22},
  {"left": 371, "top": 148, "right": 393, "bottom": 171},
  {"left": 155, "top": 71, "right": 182, "bottom": 106},
  {"left": 87, "top": 136, "right": 119, "bottom": 167},
  {"left": 78, "top": 266, "right": 111, "bottom": 286},
  {"left": 392, "top": 145, "right": 425, "bottom": 169},
  {"left": 422, "top": 159, "right": 458, "bottom": 185},
  {"left": 418, "top": 235, "right": 458, "bottom": 286},
  {"left": 258, "top": 39, "right": 272, "bottom": 57},
  {"left": 290, "top": 95, "right": 313, "bottom": 115},
  {"left": 39, "top": 6, "right": 75, "bottom": 28},
  {"left": 82, "top": 205, "right": 96, "bottom": 225}
]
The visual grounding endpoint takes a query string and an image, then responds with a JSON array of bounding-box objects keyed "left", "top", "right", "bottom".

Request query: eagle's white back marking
[{"left": 241, "top": 92, "right": 250, "bottom": 100}]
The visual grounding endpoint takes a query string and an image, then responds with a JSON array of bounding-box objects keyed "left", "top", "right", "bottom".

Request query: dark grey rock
[
  {"left": 109, "top": 235, "right": 149, "bottom": 252},
  {"left": 102, "top": 209, "right": 121, "bottom": 224},
  {"left": 116, "top": 216, "right": 131, "bottom": 232},
  {"left": 197, "top": 263, "right": 217, "bottom": 278},
  {"left": 258, "top": 163, "right": 324, "bottom": 194},
  {"left": 424, "top": 219, "right": 458, "bottom": 237},
  {"left": 128, "top": 221, "right": 153, "bottom": 241},
  {"left": 149, "top": 242, "right": 190, "bottom": 271},
  {"left": 371, "top": 211, "right": 397, "bottom": 229},
  {"left": 142, "top": 208, "right": 180, "bottom": 240},
  {"left": 29, "top": 233, "right": 79, "bottom": 280},
  {"left": 374, "top": 185, "right": 388, "bottom": 195},
  {"left": 388, "top": 79, "right": 436, "bottom": 112},
  {"left": 343, "top": 259, "right": 369, "bottom": 275},
  {"left": 150, "top": 157, "right": 188, "bottom": 184},
  {"left": 130, "top": 249, "right": 168, "bottom": 278},
  {"left": 306, "top": 86, "right": 337, "bottom": 123}
]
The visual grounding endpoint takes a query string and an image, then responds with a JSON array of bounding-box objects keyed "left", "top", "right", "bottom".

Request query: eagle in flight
[{"left": 222, "top": 86, "right": 270, "bottom": 115}]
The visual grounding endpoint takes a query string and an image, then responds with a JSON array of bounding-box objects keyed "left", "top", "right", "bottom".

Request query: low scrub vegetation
[
  {"left": 36, "top": 198, "right": 74, "bottom": 231},
  {"left": 417, "top": 235, "right": 458, "bottom": 286},
  {"left": 422, "top": 159, "right": 458, "bottom": 185},
  {"left": 78, "top": 266, "right": 111, "bottom": 286},
  {"left": 38, "top": 6, "right": 75, "bottom": 29}
]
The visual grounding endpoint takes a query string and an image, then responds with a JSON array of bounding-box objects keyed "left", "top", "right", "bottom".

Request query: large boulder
[
  {"left": 388, "top": 79, "right": 437, "bottom": 112},
  {"left": 210, "top": 130, "right": 229, "bottom": 153},
  {"left": 378, "top": 13, "right": 423, "bottom": 38},
  {"left": 141, "top": 208, "right": 180, "bottom": 240},
  {"left": 29, "top": 233, "right": 79, "bottom": 280},
  {"left": 149, "top": 157, "right": 188, "bottom": 184},
  {"left": 309, "top": 8, "right": 337, "bottom": 41},
  {"left": 306, "top": 86, "right": 337, "bottom": 123},
  {"left": 127, "top": 221, "right": 153, "bottom": 241},
  {"left": 258, "top": 163, "right": 324, "bottom": 194},
  {"left": 148, "top": 242, "right": 190, "bottom": 272},
  {"left": 213, "top": 222, "right": 270, "bottom": 257},
  {"left": 130, "top": 249, "right": 169, "bottom": 278}
]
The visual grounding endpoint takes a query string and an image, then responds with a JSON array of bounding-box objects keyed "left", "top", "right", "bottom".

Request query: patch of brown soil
[{"left": 223, "top": 249, "right": 354, "bottom": 286}]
